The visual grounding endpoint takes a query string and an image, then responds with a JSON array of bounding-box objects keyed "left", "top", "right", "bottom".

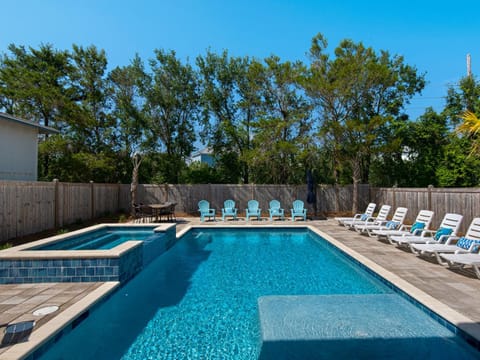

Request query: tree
[
  {"left": 436, "top": 135, "right": 480, "bottom": 186},
  {"left": 109, "top": 57, "right": 147, "bottom": 183},
  {"left": 109, "top": 57, "right": 148, "bottom": 213},
  {"left": 444, "top": 76, "right": 480, "bottom": 127},
  {"left": 140, "top": 50, "right": 199, "bottom": 184},
  {"left": 304, "top": 33, "right": 425, "bottom": 211},
  {"left": 0, "top": 44, "right": 76, "bottom": 178},
  {"left": 197, "top": 50, "right": 261, "bottom": 183},
  {"left": 248, "top": 56, "right": 314, "bottom": 184}
]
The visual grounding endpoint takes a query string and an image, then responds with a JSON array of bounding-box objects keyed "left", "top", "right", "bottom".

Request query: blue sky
[{"left": 1, "top": 0, "right": 478, "bottom": 119}]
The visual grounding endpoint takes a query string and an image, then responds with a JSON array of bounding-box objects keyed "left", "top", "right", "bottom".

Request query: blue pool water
[
  {"left": 31, "top": 226, "right": 159, "bottom": 250},
  {"left": 38, "top": 228, "right": 480, "bottom": 359}
]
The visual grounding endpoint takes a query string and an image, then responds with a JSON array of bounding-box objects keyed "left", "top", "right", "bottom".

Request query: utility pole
[{"left": 467, "top": 53, "right": 472, "bottom": 77}]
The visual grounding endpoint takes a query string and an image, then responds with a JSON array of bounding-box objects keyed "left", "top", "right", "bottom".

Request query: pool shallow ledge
[
  {"left": 305, "top": 225, "right": 480, "bottom": 350},
  {"left": 258, "top": 294, "right": 479, "bottom": 359},
  {"left": 0, "top": 223, "right": 176, "bottom": 284}
]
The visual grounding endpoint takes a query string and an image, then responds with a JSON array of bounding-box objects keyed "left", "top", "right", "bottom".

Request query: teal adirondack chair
[
  {"left": 268, "top": 200, "right": 284, "bottom": 221},
  {"left": 246, "top": 200, "right": 261, "bottom": 221},
  {"left": 291, "top": 200, "right": 307, "bottom": 221},
  {"left": 198, "top": 200, "right": 215, "bottom": 222},
  {"left": 222, "top": 199, "right": 238, "bottom": 221}
]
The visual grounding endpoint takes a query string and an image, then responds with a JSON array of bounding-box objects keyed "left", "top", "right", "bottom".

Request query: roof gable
[{"left": 0, "top": 112, "right": 59, "bottom": 134}]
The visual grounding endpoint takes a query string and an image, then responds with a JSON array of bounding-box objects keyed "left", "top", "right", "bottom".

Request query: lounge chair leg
[
  {"left": 434, "top": 252, "right": 449, "bottom": 265},
  {"left": 409, "top": 245, "right": 421, "bottom": 255},
  {"left": 474, "top": 265, "right": 480, "bottom": 279}
]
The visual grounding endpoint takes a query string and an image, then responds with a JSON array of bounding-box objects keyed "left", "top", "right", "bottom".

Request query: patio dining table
[{"left": 149, "top": 202, "right": 177, "bottom": 222}]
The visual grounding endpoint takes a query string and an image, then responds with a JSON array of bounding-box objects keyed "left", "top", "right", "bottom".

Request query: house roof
[
  {"left": 0, "top": 112, "right": 59, "bottom": 134},
  {"left": 191, "top": 147, "right": 213, "bottom": 157}
]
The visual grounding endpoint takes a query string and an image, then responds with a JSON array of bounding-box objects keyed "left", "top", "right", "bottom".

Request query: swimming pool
[{"left": 36, "top": 228, "right": 480, "bottom": 359}]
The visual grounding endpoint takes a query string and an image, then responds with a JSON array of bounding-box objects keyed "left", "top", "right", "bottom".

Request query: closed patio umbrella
[{"left": 306, "top": 169, "right": 316, "bottom": 217}]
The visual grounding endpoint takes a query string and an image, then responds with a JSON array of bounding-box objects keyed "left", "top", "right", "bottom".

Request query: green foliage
[
  {"left": 140, "top": 50, "right": 199, "bottom": 183},
  {"left": 2, "top": 38, "right": 480, "bottom": 189},
  {"left": 436, "top": 136, "right": 480, "bottom": 186},
  {"left": 0, "top": 242, "right": 12, "bottom": 250},
  {"left": 304, "top": 33, "right": 425, "bottom": 209},
  {"left": 197, "top": 50, "right": 261, "bottom": 183},
  {"left": 180, "top": 162, "right": 218, "bottom": 184}
]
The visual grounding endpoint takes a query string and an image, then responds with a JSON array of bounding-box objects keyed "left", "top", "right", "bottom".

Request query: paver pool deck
[{"left": 0, "top": 217, "right": 479, "bottom": 359}]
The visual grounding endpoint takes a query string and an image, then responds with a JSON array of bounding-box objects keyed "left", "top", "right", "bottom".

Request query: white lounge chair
[
  {"left": 389, "top": 213, "right": 463, "bottom": 249},
  {"left": 343, "top": 205, "right": 390, "bottom": 229},
  {"left": 439, "top": 252, "right": 480, "bottom": 279},
  {"left": 355, "top": 207, "right": 408, "bottom": 237},
  {"left": 334, "top": 203, "right": 376, "bottom": 225},
  {"left": 411, "top": 217, "right": 480, "bottom": 264},
  {"left": 372, "top": 210, "right": 434, "bottom": 243}
]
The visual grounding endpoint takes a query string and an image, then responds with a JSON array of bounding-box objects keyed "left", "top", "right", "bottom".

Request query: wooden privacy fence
[
  {"left": 0, "top": 180, "right": 129, "bottom": 242},
  {"left": 137, "top": 183, "right": 370, "bottom": 218},
  {"left": 1, "top": 180, "right": 479, "bottom": 242},
  {"left": 371, "top": 186, "right": 480, "bottom": 234}
]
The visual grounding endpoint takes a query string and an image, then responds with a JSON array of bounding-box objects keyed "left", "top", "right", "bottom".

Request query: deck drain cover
[{"left": 33, "top": 305, "right": 59, "bottom": 316}]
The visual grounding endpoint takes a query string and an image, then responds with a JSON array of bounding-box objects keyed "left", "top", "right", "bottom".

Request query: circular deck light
[{"left": 33, "top": 305, "right": 59, "bottom": 316}]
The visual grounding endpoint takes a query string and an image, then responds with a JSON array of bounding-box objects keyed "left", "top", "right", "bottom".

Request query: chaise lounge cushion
[
  {"left": 410, "top": 222, "right": 425, "bottom": 233},
  {"left": 434, "top": 227, "right": 452, "bottom": 241}
]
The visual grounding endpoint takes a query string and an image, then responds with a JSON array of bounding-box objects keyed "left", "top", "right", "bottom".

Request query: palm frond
[{"left": 457, "top": 110, "right": 480, "bottom": 135}]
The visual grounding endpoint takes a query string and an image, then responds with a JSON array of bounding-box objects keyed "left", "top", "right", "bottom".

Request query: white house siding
[{"left": 0, "top": 120, "right": 39, "bottom": 181}]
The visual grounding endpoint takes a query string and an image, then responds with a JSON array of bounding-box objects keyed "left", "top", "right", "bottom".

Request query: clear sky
[{"left": 1, "top": 0, "right": 478, "bottom": 119}]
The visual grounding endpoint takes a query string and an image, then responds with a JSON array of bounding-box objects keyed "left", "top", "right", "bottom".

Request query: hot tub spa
[{"left": 0, "top": 223, "right": 176, "bottom": 284}]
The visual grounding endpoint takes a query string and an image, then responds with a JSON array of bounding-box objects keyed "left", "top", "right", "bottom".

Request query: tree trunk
[
  {"left": 351, "top": 155, "right": 362, "bottom": 214},
  {"left": 130, "top": 154, "right": 142, "bottom": 217}
]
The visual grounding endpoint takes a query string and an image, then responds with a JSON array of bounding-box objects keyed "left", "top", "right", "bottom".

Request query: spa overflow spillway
[
  {"left": 36, "top": 228, "right": 480, "bottom": 359},
  {"left": 0, "top": 224, "right": 176, "bottom": 284}
]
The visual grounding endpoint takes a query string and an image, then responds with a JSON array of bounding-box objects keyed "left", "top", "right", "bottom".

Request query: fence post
[
  {"left": 427, "top": 184, "right": 434, "bottom": 210},
  {"left": 53, "top": 179, "right": 59, "bottom": 229},
  {"left": 90, "top": 181, "right": 95, "bottom": 219},
  {"left": 392, "top": 185, "right": 397, "bottom": 210},
  {"left": 164, "top": 183, "right": 169, "bottom": 202},
  {"left": 117, "top": 182, "right": 121, "bottom": 213}
]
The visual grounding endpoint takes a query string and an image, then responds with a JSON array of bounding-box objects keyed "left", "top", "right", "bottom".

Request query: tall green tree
[
  {"left": 109, "top": 56, "right": 147, "bottom": 183},
  {"left": 0, "top": 44, "right": 74, "bottom": 128},
  {"left": 197, "top": 50, "right": 261, "bottom": 184},
  {"left": 0, "top": 44, "right": 77, "bottom": 179},
  {"left": 249, "top": 56, "right": 313, "bottom": 184},
  {"left": 444, "top": 76, "right": 480, "bottom": 127},
  {"left": 140, "top": 50, "right": 199, "bottom": 183},
  {"left": 304, "top": 34, "right": 425, "bottom": 211}
]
